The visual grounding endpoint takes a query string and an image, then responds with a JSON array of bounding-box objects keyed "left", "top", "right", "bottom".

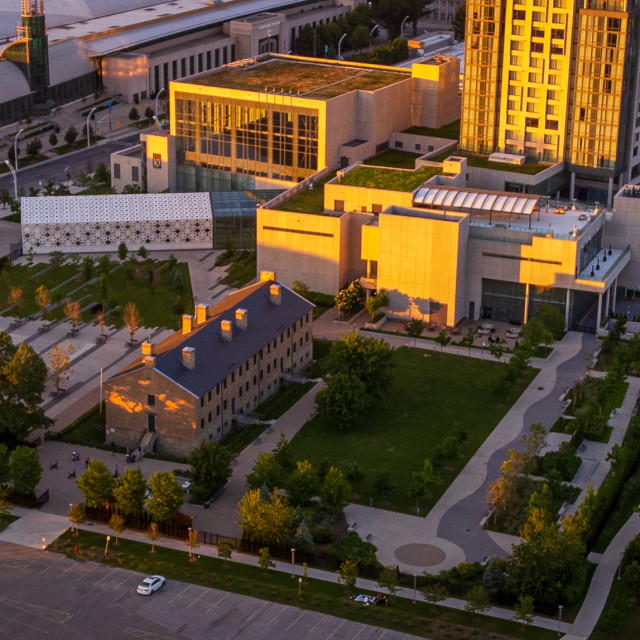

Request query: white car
[{"left": 136, "top": 575, "right": 166, "bottom": 596}]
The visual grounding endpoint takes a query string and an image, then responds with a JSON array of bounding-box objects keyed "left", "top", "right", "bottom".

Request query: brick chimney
[
  {"left": 260, "top": 270, "right": 276, "bottom": 282},
  {"left": 196, "top": 303, "right": 209, "bottom": 325},
  {"left": 182, "top": 314, "right": 193, "bottom": 334},
  {"left": 221, "top": 319, "right": 233, "bottom": 341},
  {"left": 141, "top": 340, "right": 153, "bottom": 356},
  {"left": 143, "top": 355, "right": 155, "bottom": 368},
  {"left": 182, "top": 346, "right": 195, "bottom": 369},
  {"left": 270, "top": 283, "right": 281, "bottom": 305},
  {"left": 235, "top": 308, "right": 248, "bottom": 329}
]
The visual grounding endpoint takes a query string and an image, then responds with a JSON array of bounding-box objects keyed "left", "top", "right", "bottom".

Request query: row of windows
[{"left": 151, "top": 45, "right": 235, "bottom": 94}]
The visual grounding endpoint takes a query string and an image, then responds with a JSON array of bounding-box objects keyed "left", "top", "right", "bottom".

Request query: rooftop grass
[
  {"left": 220, "top": 250, "right": 256, "bottom": 288},
  {"left": 338, "top": 165, "right": 442, "bottom": 191},
  {"left": 428, "top": 148, "right": 551, "bottom": 175},
  {"left": 50, "top": 529, "right": 557, "bottom": 640},
  {"left": 402, "top": 120, "right": 461, "bottom": 140},
  {"left": 362, "top": 149, "right": 421, "bottom": 169},
  {"left": 273, "top": 171, "right": 337, "bottom": 214},
  {"left": 187, "top": 59, "right": 408, "bottom": 98},
  {"left": 288, "top": 347, "right": 538, "bottom": 515}
]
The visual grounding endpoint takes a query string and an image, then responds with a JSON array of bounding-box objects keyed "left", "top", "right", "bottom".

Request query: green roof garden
[
  {"left": 273, "top": 172, "right": 337, "bottom": 214},
  {"left": 429, "top": 148, "right": 551, "bottom": 175},
  {"left": 362, "top": 149, "right": 421, "bottom": 169},
  {"left": 402, "top": 120, "right": 461, "bottom": 140},
  {"left": 338, "top": 165, "right": 442, "bottom": 191},
  {"left": 183, "top": 57, "right": 409, "bottom": 99}
]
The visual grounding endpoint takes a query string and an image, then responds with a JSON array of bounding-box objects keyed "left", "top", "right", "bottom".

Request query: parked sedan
[{"left": 136, "top": 575, "right": 166, "bottom": 595}]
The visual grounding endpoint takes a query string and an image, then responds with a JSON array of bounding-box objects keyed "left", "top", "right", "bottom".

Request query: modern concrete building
[
  {"left": 129, "top": 53, "right": 460, "bottom": 194},
  {"left": 257, "top": 160, "right": 631, "bottom": 330},
  {"left": 105, "top": 276, "right": 314, "bottom": 457},
  {"left": 459, "top": 0, "right": 640, "bottom": 206},
  {"left": 0, "top": 0, "right": 365, "bottom": 124}
]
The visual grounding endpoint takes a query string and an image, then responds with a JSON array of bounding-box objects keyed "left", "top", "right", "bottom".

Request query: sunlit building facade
[{"left": 460, "top": 0, "right": 640, "bottom": 206}]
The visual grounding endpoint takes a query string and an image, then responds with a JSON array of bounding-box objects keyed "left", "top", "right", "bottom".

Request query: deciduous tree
[
  {"left": 464, "top": 585, "right": 491, "bottom": 614},
  {"left": 327, "top": 330, "right": 394, "bottom": 398},
  {"left": 64, "top": 299, "right": 82, "bottom": 332},
  {"left": 9, "top": 446, "right": 42, "bottom": 494},
  {"left": 68, "top": 502, "right": 84, "bottom": 536},
  {"left": 0, "top": 334, "right": 50, "bottom": 445},
  {"left": 337, "top": 559, "right": 358, "bottom": 594},
  {"left": 334, "top": 280, "right": 365, "bottom": 317},
  {"left": 377, "top": 565, "right": 399, "bottom": 600},
  {"left": 47, "top": 342, "right": 74, "bottom": 394},
  {"left": 406, "top": 318, "right": 424, "bottom": 346},
  {"left": 77, "top": 460, "right": 115, "bottom": 508},
  {"left": 186, "top": 528, "right": 199, "bottom": 560},
  {"left": 113, "top": 468, "right": 147, "bottom": 515},
  {"left": 287, "top": 460, "right": 319, "bottom": 507},
  {"left": 366, "top": 289, "right": 389, "bottom": 321},
  {"left": 189, "top": 441, "right": 232, "bottom": 497},
  {"left": 218, "top": 538, "right": 234, "bottom": 567},
  {"left": 513, "top": 594, "right": 535, "bottom": 630},
  {"left": 145, "top": 522, "right": 161, "bottom": 553},
  {"left": 246, "top": 452, "right": 288, "bottom": 491},
  {"left": 108, "top": 512, "right": 126, "bottom": 544},
  {"left": 452, "top": 1, "right": 466, "bottom": 40},
  {"left": 320, "top": 466, "right": 351, "bottom": 513},
  {"left": 435, "top": 328, "right": 451, "bottom": 351},
  {"left": 117, "top": 242, "right": 128, "bottom": 261},
  {"left": 7, "top": 286, "right": 22, "bottom": 317},
  {"left": 258, "top": 547, "right": 275, "bottom": 575},
  {"left": 236, "top": 488, "right": 296, "bottom": 546},
  {"left": 421, "top": 581, "right": 448, "bottom": 604},
  {"left": 35, "top": 285, "right": 51, "bottom": 327},
  {"left": 315, "top": 372, "right": 367, "bottom": 430},
  {"left": 64, "top": 126, "right": 78, "bottom": 145},
  {"left": 122, "top": 302, "right": 142, "bottom": 345},
  {"left": 146, "top": 472, "right": 183, "bottom": 522}
]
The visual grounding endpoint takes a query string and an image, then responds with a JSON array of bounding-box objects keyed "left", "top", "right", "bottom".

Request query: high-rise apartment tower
[{"left": 460, "top": 0, "right": 640, "bottom": 205}]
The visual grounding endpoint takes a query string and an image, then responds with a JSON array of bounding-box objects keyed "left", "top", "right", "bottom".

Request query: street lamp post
[
  {"left": 401, "top": 15, "right": 410, "bottom": 39},
  {"left": 104, "top": 534, "right": 111, "bottom": 556},
  {"left": 14, "top": 127, "right": 24, "bottom": 175},
  {"left": 558, "top": 604, "right": 563, "bottom": 636},
  {"left": 86, "top": 107, "right": 97, "bottom": 149},
  {"left": 412, "top": 574, "right": 417, "bottom": 604},
  {"left": 618, "top": 551, "right": 624, "bottom": 580},
  {"left": 4, "top": 160, "right": 17, "bottom": 201},
  {"left": 482, "top": 341, "right": 486, "bottom": 359},
  {"left": 155, "top": 87, "right": 166, "bottom": 129},
  {"left": 291, "top": 547, "right": 296, "bottom": 577},
  {"left": 338, "top": 33, "right": 347, "bottom": 60},
  {"left": 369, "top": 24, "right": 379, "bottom": 52}
]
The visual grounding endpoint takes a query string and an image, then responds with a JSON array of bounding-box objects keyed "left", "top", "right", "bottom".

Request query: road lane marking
[
  {"left": 287, "top": 611, "right": 306, "bottom": 630},
  {"left": 245, "top": 601, "right": 268, "bottom": 622},
  {"left": 206, "top": 592, "right": 229, "bottom": 612},
  {"left": 327, "top": 620, "right": 346, "bottom": 639}
]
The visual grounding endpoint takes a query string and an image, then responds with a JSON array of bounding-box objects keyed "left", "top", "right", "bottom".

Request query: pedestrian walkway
[{"left": 0, "top": 506, "right": 573, "bottom": 636}]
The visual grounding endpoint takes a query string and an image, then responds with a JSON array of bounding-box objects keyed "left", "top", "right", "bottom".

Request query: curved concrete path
[{"left": 346, "top": 331, "right": 591, "bottom": 573}]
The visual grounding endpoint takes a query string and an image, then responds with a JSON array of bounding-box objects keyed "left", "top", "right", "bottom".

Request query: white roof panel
[{"left": 21, "top": 193, "right": 212, "bottom": 225}]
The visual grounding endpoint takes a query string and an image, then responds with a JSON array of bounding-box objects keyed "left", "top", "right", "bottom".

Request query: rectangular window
[
  {"left": 132, "top": 166, "right": 139, "bottom": 182},
  {"left": 546, "top": 119, "right": 559, "bottom": 130},
  {"left": 206, "top": 51, "right": 211, "bottom": 70},
  {"left": 181, "top": 58, "right": 186, "bottom": 77},
  {"left": 198, "top": 53, "right": 203, "bottom": 73},
  {"left": 223, "top": 47, "right": 228, "bottom": 65},
  {"left": 200, "top": 396, "right": 204, "bottom": 408},
  {"left": 147, "top": 394, "right": 155, "bottom": 406},
  {"left": 525, "top": 117, "right": 539, "bottom": 127},
  {"left": 208, "top": 412, "right": 212, "bottom": 423},
  {"left": 215, "top": 49, "right": 220, "bottom": 67},
  {"left": 189, "top": 55, "right": 195, "bottom": 75},
  {"left": 113, "top": 163, "right": 121, "bottom": 180},
  {"left": 216, "top": 405, "right": 220, "bottom": 416},
  {"left": 208, "top": 390, "right": 212, "bottom": 401},
  {"left": 172, "top": 60, "right": 177, "bottom": 79},
  {"left": 200, "top": 418, "right": 205, "bottom": 429}
]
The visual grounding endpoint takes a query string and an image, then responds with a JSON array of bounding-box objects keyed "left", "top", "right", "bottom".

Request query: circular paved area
[{"left": 394, "top": 543, "right": 446, "bottom": 567}]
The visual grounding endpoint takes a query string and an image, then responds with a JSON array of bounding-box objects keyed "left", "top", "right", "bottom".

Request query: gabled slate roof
[{"left": 112, "top": 280, "right": 313, "bottom": 398}]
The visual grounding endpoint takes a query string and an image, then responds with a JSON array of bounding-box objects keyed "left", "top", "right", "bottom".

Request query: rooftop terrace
[{"left": 181, "top": 56, "right": 409, "bottom": 99}]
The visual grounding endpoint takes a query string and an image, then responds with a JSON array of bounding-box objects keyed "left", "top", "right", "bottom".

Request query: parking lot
[{"left": 0, "top": 541, "right": 426, "bottom": 640}]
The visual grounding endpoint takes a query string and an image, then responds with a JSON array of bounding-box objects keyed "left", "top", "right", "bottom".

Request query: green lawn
[
  {"left": 254, "top": 381, "right": 314, "bottom": 421},
  {"left": 0, "top": 153, "right": 49, "bottom": 174},
  {"left": 50, "top": 529, "right": 556, "bottom": 640},
  {"left": 220, "top": 250, "right": 256, "bottom": 288},
  {"left": 591, "top": 574, "right": 640, "bottom": 640},
  {"left": 52, "top": 402, "right": 106, "bottom": 447},
  {"left": 220, "top": 423, "right": 270, "bottom": 457},
  {"left": 362, "top": 150, "right": 421, "bottom": 169},
  {"left": 274, "top": 172, "right": 337, "bottom": 214},
  {"left": 289, "top": 347, "right": 538, "bottom": 515},
  {"left": 402, "top": 120, "right": 461, "bottom": 140},
  {"left": 338, "top": 165, "right": 442, "bottom": 191},
  {"left": 0, "top": 514, "right": 19, "bottom": 533},
  {"left": 0, "top": 257, "right": 194, "bottom": 331}
]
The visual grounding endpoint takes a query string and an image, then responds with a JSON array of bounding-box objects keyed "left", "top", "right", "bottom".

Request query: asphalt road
[
  {"left": 0, "top": 541, "right": 426, "bottom": 640},
  {"left": 0, "top": 133, "right": 140, "bottom": 194}
]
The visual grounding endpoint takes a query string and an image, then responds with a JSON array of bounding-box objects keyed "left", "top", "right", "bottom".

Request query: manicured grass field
[
  {"left": 402, "top": 120, "right": 461, "bottom": 140},
  {"left": 220, "top": 250, "right": 257, "bottom": 288},
  {"left": 254, "top": 381, "right": 314, "bottom": 421},
  {"left": 0, "top": 257, "right": 194, "bottom": 331},
  {"left": 274, "top": 171, "right": 337, "bottom": 214},
  {"left": 50, "top": 529, "right": 556, "bottom": 640},
  {"left": 289, "top": 347, "right": 538, "bottom": 514}
]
